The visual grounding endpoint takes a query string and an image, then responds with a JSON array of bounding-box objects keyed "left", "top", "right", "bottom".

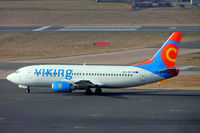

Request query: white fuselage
[{"left": 7, "top": 65, "right": 164, "bottom": 89}]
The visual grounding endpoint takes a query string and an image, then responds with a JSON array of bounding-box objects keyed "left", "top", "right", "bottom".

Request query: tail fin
[{"left": 134, "top": 32, "right": 182, "bottom": 72}]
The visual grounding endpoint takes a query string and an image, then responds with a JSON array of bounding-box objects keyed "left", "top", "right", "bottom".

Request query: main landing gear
[
  {"left": 95, "top": 88, "right": 102, "bottom": 95},
  {"left": 85, "top": 88, "right": 92, "bottom": 95},
  {"left": 85, "top": 87, "right": 102, "bottom": 95}
]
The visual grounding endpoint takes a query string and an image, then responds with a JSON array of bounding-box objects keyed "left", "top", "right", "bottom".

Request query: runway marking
[
  {"left": 15, "top": 98, "right": 24, "bottom": 101},
  {"left": 33, "top": 26, "right": 51, "bottom": 31},
  {"left": 75, "top": 126, "right": 85, "bottom": 129},
  {"left": 0, "top": 118, "right": 5, "bottom": 120},
  {"left": 0, "top": 98, "right": 25, "bottom": 104},
  {"left": 91, "top": 114, "right": 100, "bottom": 117},
  {"left": 171, "top": 109, "right": 181, "bottom": 112},
  {"left": 1, "top": 26, "right": 200, "bottom": 32},
  {"left": 169, "top": 27, "right": 177, "bottom": 30},
  {"left": 11, "top": 121, "right": 20, "bottom": 124},
  {"left": 141, "top": 99, "right": 152, "bottom": 102},
  {"left": 57, "top": 26, "right": 141, "bottom": 31}
]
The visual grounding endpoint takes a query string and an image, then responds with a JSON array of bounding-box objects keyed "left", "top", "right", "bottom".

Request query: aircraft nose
[{"left": 7, "top": 73, "right": 18, "bottom": 84}]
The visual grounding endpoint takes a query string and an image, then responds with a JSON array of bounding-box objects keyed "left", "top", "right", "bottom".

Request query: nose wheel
[{"left": 25, "top": 87, "right": 30, "bottom": 93}]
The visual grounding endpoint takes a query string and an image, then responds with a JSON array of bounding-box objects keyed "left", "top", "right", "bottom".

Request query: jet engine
[{"left": 52, "top": 81, "right": 75, "bottom": 93}]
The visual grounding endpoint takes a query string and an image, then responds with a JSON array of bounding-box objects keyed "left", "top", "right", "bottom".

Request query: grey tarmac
[
  {"left": 0, "top": 80, "right": 200, "bottom": 133},
  {"left": 0, "top": 39, "right": 200, "bottom": 133},
  {"left": 0, "top": 26, "right": 200, "bottom": 32}
]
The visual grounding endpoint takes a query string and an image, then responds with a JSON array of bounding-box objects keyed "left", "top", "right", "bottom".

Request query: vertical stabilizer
[{"left": 133, "top": 32, "right": 182, "bottom": 78}]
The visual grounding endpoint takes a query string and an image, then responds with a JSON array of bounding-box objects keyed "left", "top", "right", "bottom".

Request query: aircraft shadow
[{"left": 32, "top": 89, "right": 200, "bottom": 99}]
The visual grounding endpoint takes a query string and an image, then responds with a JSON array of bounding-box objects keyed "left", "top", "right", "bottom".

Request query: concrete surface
[
  {"left": 0, "top": 26, "right": 200, "bottom": 32},
  {"left": 0, "top": 80, "right": 200, "bottom": 133}
]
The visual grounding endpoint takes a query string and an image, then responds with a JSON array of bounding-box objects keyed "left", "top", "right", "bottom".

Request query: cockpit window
[{"left": 16, "top": 69, "right": 21, "bottom": 73}]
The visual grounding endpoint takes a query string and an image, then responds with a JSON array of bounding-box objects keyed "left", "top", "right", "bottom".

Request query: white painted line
[
  {"left": 169, "top": 27, "right": 177, "bottom": 30},
  {"left": 141, "top": 99, "right": 152, "bottom": 102},
  {"left": 57, "top": 26, "right": 141, "bottom": 31},
  {"left": 171, "top": 109, "right": 181, "bottom": 112},
  {"left": 33, "top": 26, "right": 51, "bottom": 31},
  {"left": 74, "top": 126, "right": 85, "bottom": 129}
]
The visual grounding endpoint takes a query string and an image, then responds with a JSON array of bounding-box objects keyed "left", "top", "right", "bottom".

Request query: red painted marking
[
  {"left": 168, "top": 32, "right": 182, "bottom": 44},
  {"left": 96, "top": 43, "right": 110, "bottom": 46},
  {"left": 133, "top": 56, "right": 155, "bottom": 66},
  {"left": 161, "top": 44, "right": 179, "bottom": 68},
  {"left": 125, "top": 5, "right": 133, "bottom": 9},
  {"left": 171, "top": 69, "right": 179, "bottom": 77}
]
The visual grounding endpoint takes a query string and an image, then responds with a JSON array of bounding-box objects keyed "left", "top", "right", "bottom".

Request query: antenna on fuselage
[{"left": 83, "top": 62, "right": 86, "bottom": 66}]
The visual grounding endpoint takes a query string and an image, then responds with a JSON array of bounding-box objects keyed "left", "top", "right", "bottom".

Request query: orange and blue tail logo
[{"left": 133, "top": 32, "right": 182, "bottom": 78}]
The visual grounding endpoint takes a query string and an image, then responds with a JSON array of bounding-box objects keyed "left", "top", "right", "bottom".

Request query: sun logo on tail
[
  {"left": 166, "top": 48, "right": 177, "bottom": 62},
  {"left": 161, "top": 44, "right": 179, "bottom": 68}
]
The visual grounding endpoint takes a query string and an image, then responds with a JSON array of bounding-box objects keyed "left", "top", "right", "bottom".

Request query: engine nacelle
[{"left": 52, "top": 81, "right": 73, "bottom": 93}]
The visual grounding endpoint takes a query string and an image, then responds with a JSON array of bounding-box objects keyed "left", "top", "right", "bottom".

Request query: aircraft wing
[
  {"left": 72, "top": 80, "right": 103, "bottom": 90},
  {"left": 158, "top": 68, "right": 177, "bottom": 73},
  {"left": 74, "top": 80, "right": 96, "bottom": 88}
]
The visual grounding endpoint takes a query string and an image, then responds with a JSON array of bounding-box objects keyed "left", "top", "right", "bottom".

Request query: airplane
[{"left": 7, "top": 32, "right": 193, "bottom": 95}]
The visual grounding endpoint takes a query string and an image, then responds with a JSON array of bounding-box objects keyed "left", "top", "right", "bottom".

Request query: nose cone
[
  {"left": 7, "top": 73, "right": 14, "bottom": 82},
  {"left": 7, "top": 73, "right": 19, "bottom": 84}
]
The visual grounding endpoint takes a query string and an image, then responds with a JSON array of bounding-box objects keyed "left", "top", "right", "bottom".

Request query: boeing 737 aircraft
[{"left": 7, "top": 32, "right": 193, "bottom": 95}]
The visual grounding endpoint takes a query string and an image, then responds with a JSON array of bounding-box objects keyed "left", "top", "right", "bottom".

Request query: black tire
[
  {"left": 85, "top": 89, "right": 92, "bottom": 95},
  {"left": 26, "top": 88, "right": 30, "bottom": 93},
  {"left": 95, "top": 88, "right": 102, "bottom": 95}
]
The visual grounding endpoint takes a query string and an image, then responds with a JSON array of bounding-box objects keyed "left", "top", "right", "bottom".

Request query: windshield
[{"left": 16, "top": 69, "right": 22, "bottom": 73}]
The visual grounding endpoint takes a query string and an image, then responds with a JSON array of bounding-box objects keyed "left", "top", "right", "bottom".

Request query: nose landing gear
[{"left": 25, "top": 87, "right": 30, "bottom": 93}]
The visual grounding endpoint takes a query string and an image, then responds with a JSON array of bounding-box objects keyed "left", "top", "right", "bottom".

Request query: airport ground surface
[
  {"left": 1, "top": 0, "right": 200, "bottom": 26},
  {"left": 0, "top": 26, "right": 200, "bottom": 32},
  {"left": 0, "top": 79, "right": 200, "bottom": 133},
  {"left": 1, "top": 1, "right": 200, "bottom": 132},
  {"left": 0, "top": 39, "right": 200, "bottom": 133}
]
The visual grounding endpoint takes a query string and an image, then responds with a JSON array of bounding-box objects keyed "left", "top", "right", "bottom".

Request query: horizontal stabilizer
[
  {"left": 158, "top": 68, "right": 177, "bottom": 73},
  {"left": 178, "top": 66, "right": 194, "bottom": 71},
  {"left": 158, "top": 68, "right": 179, "bottom": 77}
]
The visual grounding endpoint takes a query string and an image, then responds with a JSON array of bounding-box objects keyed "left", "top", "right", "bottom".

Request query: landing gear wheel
[
  {"left": 85, "top": 89, "right": 92, "bottom": 95},
  {"left": 95, "top": 88, "right": 102, "bottom": 95},
  {"left": 26, "top": 87, "right": 30, "bottom": 93}
]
